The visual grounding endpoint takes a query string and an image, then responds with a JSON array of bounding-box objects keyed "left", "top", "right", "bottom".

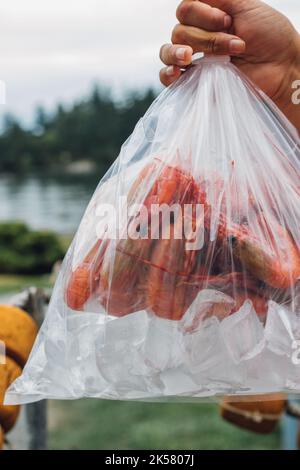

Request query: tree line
[{"left": 0, "top": 87, "right": 156, "bottom": 174}]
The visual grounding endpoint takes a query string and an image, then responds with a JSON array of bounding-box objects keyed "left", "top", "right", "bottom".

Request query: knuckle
[
  {"left": 206, "top": 35, "right": 218, "bottom": 54},
  {"left": 176, "top": 1, "right": 193, "bottom": 23},
  {"left": 171, "top": 24, "right": 187, "bottom": 44},
  {"left": 211, "top": 8, "right": 223, "bottom": 29}
]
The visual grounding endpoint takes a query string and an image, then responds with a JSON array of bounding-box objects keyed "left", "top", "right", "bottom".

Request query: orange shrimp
[
  {"left": 227, "top": 222, "right": 300, "bottom": 289},
  {"left": 128, "top": 158, "right": 202, "bottom": 214},
  {"left": 98, "top": 161, "right": 202, "bottom": 317},
  {"left": 65, "top": 239, "right": 107, "bottom": 311},
  {"left": 197, "top": 171, "right": 300, "bottom": 290},
  {"left": 98, "top": 233, "right": 151, "bottom": 316},
  {"left": 146, "top": 220, "right": 200, "bottom": 321},
  {"left": 212, "top": 198, "right": 300, "bottom": 291}
]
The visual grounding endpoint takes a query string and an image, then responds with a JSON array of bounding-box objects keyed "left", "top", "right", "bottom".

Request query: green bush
[{"left": 0, "top": 222, "right": 65, "bottom": 274}]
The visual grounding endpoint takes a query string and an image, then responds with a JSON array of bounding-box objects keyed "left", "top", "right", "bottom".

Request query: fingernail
[
  {"left": 166, "top": 66, "right": 175, "bottom": 76},
  {"left": 166, "top": 65, "right": 175, "bottom": 77},
  {"left": 175, "top": 47, "right": 186, "bottom": 61},
  {"left": 224, "top": 15, "right": 232, "bottom": 29},
  {"left": 229, "top": 39, "right": 245, "bottom": 54}
]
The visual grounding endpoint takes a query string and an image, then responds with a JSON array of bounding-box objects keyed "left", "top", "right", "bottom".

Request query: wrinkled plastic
[{"left": 6, "top": 56, "right": 300, "bottom": 404}]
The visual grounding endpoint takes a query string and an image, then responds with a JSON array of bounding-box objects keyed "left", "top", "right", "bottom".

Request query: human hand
[{"left": 160, "top": 0, "right": 300, "bottom": 130}]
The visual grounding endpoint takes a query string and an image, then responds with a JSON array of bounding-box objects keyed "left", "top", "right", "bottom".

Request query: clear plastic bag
[{"left": 6, "top": 55, "right": 300, "bottom": 404}]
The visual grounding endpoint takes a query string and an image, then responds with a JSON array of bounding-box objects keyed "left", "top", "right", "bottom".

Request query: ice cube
[
  {"left": 103, "top": 310, "right": 148, "bottom": 349},
  {"left": 181, "top": 289, "right": 235, "bottom": 333},
  {"left": 18, "top": 324, "right": 81, "bottom": 399},
  {"left": 95, "top": 342, "right": 163, "bottom": 396},
  {"left": 203, "top": 361, "right": 245, "bottom": 394},
  {"left": 160, "top": 366, "right": 200, "bottom": 396},
  {"left": 183, "top": 317, "right": 244, "bottom": 392},
  {"left": 64, "top": 314, "right": 109, "bottom": 394},
  {"left": 76, "top": 328, "right": 108, "bottom": 393},
  {"left": 184, "top": 316, "right": 225, "bottom": 373},
  {"left": 285, "top": 337, "right": 300, "bottom": 392},
  {"left": 67, "top": 312, "right": 106, "bottom": 336},
  {"left": 245, "top": 348, "right": 289, "bottom": 393},
  {"left": 94, "top": 310, "right": 148, "bottom": 384},
  {"left": 40, "top": 304, "right": 69, "bottom": 365},
  {"left": 142, "top": 315, "right": 184, "bottom": 372},
  {"left": 95, "top": 311, "right": 164, "bottom": 395},
  {"left": 265, "top": 301, "right": 300, "bottom": 357},
  {"left": 67, "top": 314, "right": 105, "bottom": 361},
  {"left": 220, "top": 300, "right": 265, "bottom": 363},
  {"left": 286, "top": 364, "right": 300, "bottom": 392},
  {"left": 26, "top": 341, "right": 82, "bottom": 398}
]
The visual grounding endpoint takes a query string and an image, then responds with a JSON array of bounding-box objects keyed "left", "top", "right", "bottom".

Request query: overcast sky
[{"left": 0, "top": 0, "right": 299, "bottom": 123}]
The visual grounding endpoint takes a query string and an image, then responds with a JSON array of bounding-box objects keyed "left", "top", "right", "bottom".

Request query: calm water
[{"left": 0, "top": 174, "right": 100, "bottom": 234}]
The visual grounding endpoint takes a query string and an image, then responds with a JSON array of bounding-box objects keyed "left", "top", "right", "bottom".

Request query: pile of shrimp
[{"left": 65, "top": 158, "right": 300, "bottom": 322}]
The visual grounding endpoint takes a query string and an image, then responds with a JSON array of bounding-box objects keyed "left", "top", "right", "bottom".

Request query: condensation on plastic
[{"left": 5, "top": 55, "right": 300, "bottom": 405}]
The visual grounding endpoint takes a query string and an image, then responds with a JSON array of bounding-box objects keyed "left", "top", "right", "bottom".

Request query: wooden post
[{"left": 11, "top": 287, "right": 49, "bottom": 450}]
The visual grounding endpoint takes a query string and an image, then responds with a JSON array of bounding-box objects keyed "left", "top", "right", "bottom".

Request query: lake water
[{"left": 0, "top": 173, "right": 101, "bottom": 234}]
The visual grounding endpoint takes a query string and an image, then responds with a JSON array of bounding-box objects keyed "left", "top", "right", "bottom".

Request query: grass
[
  {"left": 0, "top": 274, "right": 53, "bottom": 295},
  {"left": 49, "top": 399, "right": 281, "bottom": 450}
]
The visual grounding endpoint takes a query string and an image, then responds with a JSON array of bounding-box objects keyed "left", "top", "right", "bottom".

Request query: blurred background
[{"left": 0, "top": 0, "right": 299, "bottom": 450}]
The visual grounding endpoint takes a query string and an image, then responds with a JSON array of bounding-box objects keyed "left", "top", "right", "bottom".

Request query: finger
[
  {"left": 177, "top": 0, "right": 232, "bottom": 31},
  {"left": 160, "top": 66, "right": 182, "bottom": 87},
  {"left": 172, "top": 24, "right": 246, "bottom": 55},
  {"left": 199, "top": 0, "right": 246, "bottom": 16},
  {"left": 160, "top": 44, "right": 193, "bottom": 67}
]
